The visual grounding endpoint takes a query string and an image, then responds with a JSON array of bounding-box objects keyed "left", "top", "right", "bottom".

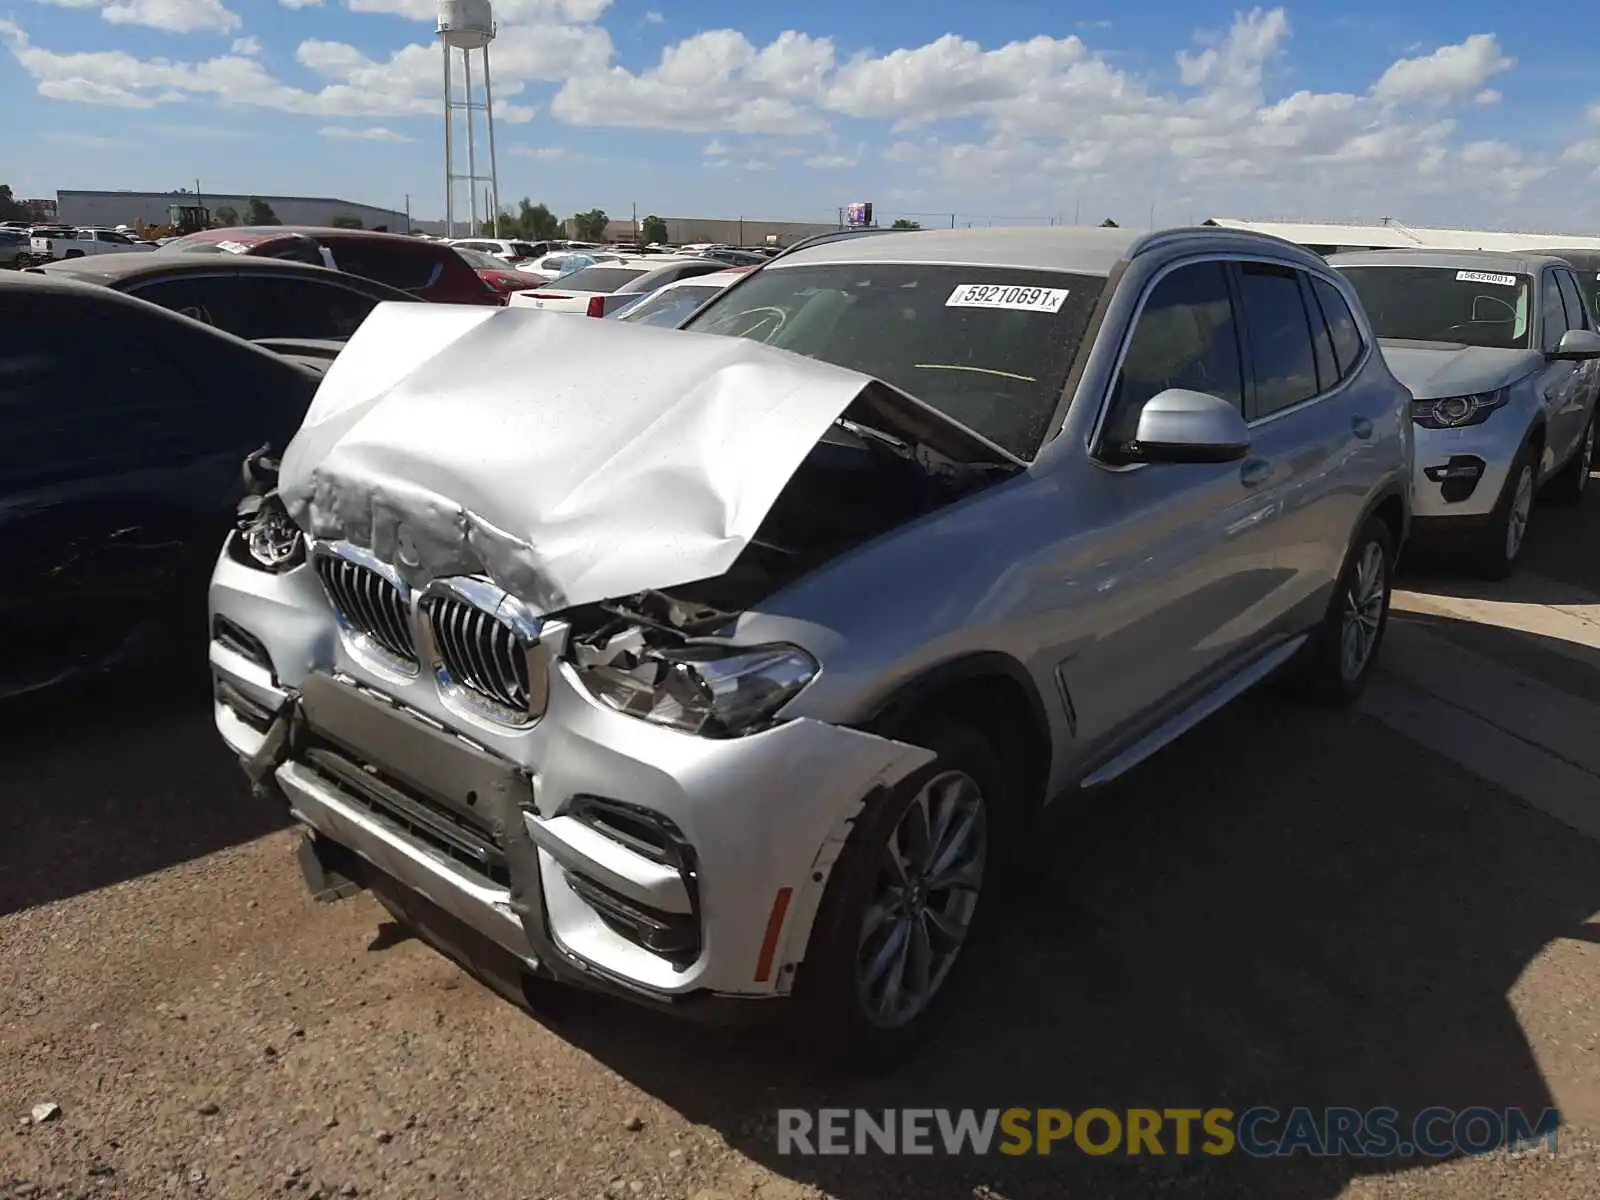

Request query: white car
[
  {"left": 29, "top": 227, "right": 156, "bottom": 262},
  {"left": 608, "top": 268, "right": 752, "bottom": 327},
  {"left": 508, "top": 257, "right": 728, "bottom": 317},
  {"left": 447, "top": 237, "right": 547, "bottom": 268},
  {"left": 521, "top": 251, "right": 621, "bottom": 281}
]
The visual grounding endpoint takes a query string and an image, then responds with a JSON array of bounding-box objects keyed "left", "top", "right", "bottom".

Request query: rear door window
[
  {"left": 1236, "top": 261, "right": 1321, "bottom": 418},
  {"left": 329, "top": 239, "right": 444, "bottom": 292},
  {"left": 128, "top": 275, "right": 258, "bottom": 335},
  {"left": 1310, "top": 276, "right": 1365, "bottom": 379},
  {"left": 1541, "top": 274, "right": 1570, "bottom": 351}
]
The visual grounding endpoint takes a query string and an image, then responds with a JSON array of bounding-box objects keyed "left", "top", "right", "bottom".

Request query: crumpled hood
[
  {"left": 277, "top": 301, "right": 890, "bottom": 614},
  {"left": 1377, "top": 339, "right": 1541, "bottom": 400}
]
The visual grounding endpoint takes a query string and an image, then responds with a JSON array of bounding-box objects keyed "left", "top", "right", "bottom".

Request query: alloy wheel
[
  {"left": 1339, "top": 540, "right": 1387, "bottom": 683},
  {"left": 855, "top": 769, "right": 987, "bottom": 1029}
]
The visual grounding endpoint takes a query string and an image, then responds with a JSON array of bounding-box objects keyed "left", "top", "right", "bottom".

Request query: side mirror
[
  {"left": 1549, "top": 328, "right": 1600, "bottom": 361},
  {"left": 1125, "top": 388, "right": 1252, "bottom": 464}
]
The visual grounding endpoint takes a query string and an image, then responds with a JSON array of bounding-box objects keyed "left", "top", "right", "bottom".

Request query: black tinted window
[
  {"left": 685, "top": 262, "right": 1106, "bottom": 458},
  {"left": 1238, "top": 262, "right": 1320, "bottom": 417},
  {"left": 1541, "top": 275, "right": 1568, "bottom": 351},
  {"left": 558, "top": 266, "right": 650, "bottom": 293},
  {"left": 1557, "top": 270, "right": 1590, "bottom": 332},
  {"left": 1303, "top": 276, "right": 1338, "bottom": 393},
  {"left": 1311, "top": 276, "right": 1365, "bottom": 378},
  {"left": 1103, "top": 261, "right": 1242, "bottom": 450},
  {"left": 1337, "top": 265, "right": 1531, "bottom": 350},
  {"left": 331, "top": 241, "right": 443, "bottom": 291}
]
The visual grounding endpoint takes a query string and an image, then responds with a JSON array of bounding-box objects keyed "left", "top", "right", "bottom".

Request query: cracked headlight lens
[
  {"left": 237, "top": 493, "right": 305, "bottom": 572},
  {"left": 577, "top": 642, "right": 818, "bottom": 737}
]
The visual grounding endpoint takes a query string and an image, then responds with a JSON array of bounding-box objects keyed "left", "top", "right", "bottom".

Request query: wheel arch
[{"left": 854, "top": 651, "right": 1055, "bottom": 817}]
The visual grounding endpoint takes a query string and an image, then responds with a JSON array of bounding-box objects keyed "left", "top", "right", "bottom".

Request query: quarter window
[
  {"left": 1237, "top": 262, "right": 1320, "bottom": 418},
  {"left": 1311, "top": 276, "right": 1365, "bottom": 379},
  {"left": 1101, "top": 260, "right": 1243, "bottom": 452}
]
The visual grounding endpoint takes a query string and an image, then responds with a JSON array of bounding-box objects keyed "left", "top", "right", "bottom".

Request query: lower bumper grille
[
  {"left": 314, "top": 552, "right": 418, "bottom": 668},
  {"left": 299, "top": 742, "right": 509, "bottom": 886},
  {"left": 564, "top": 869, "right": 701, "bottom": 963}
]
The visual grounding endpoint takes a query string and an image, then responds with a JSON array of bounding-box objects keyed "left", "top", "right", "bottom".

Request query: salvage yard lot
[{"left": 6, "top": 497, "right": 1600, "bottom": 1200}]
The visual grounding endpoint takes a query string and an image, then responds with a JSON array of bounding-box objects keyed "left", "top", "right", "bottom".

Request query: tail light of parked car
[{"left": 586, "top": 296, "right": 607, "bottom": 318}]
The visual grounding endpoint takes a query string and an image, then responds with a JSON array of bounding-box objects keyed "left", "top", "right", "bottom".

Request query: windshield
[
  {"left": 681, "top": 262, "right": 1106, "bottom": 458},
  {"left": 615, "top": 283, "right": 724, "bottom": 327},
  {"left": 557, "top": 265, "right": 649, "bottom": 293},
  {"left": 510, "top": 242, "right": 538, "bottom": 258},
  {"left": 1336, "top": 265, "right": 1532, "bottom": 349}
]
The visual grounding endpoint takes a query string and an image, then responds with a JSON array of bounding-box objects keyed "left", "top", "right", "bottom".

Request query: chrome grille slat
[
  {"left": 426, "top": 592, "right": 532, "bottom": 714},
  {"left": 313, "top": 552, "right": 418, "bottom": 667}
]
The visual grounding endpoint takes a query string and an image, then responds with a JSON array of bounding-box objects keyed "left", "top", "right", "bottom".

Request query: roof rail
[{"left": 762, "top": 225, "right": 906, "bottom": 267}]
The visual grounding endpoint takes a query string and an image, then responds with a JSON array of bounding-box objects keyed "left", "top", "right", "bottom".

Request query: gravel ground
[{"left": 5, "top": 537, "right": 1600, "bottom": 1198}]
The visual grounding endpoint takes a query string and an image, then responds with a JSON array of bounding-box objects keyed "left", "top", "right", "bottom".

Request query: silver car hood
[
  {"left": 1377, "top": 339, "right": 1542, "bottom": 400},
  {"left": 278, "top": 301, "right": 992, "bottom": 614}
]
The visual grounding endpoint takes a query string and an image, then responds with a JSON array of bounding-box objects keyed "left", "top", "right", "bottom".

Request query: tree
[
  {"left": 0, "top": 184, "right": 27, "bottom": 222},
  {"left": 243, "top": 197, "right": 281, "bottom": 226},
  {"left": 891, "top": 218, "right": 922, "bottom": 230},
  {"left": 571, "top": 209, "right": 609, "bottom": 241},
  {"left": 330, "top": 213, "right": 364, "bottom": 229},
  {"left": 1099, "top": 217, "right": 1119, "bottom": 227},
  {"left": 213, "top": 205, "right": 239, "bottom": 227},
  {"left": 640, "top": 214, "right": 669, "bottom": 245},
  {"left": 520, "top": 200, "right": 560, "bottom": 239}
]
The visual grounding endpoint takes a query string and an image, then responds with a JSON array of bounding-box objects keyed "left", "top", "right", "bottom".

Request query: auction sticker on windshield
[
  {"left": 946, "top": 283, "right": 1070, "bottom": 312},
  {"left": 1455, "top": 270, "right": 1517, "bottom": 287}
]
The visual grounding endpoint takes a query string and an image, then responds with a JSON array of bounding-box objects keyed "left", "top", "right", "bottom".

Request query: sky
[{"left": 3, "top": 0, "right": 1600, "bottom": 230}]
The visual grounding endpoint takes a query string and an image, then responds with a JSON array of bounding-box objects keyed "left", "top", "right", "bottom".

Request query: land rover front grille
[
  {"left": 426, "top": 593, "right": 531, "bottom": 713},
  {"left": 314, "top": 553, "right": 418, "bottom": 666}
]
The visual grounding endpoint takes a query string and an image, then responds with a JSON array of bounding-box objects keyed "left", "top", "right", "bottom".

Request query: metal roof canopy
[{"left": 1207, "top": 216, "right": 1600, "bottom": 253}]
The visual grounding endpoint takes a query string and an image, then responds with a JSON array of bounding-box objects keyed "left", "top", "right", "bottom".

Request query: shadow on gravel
[
  {"left": 0, "top": 667, "right": 289, "bottom": 917},
  {"left": 521, "top": 689, "right": 1600, "bottom": 1200}
]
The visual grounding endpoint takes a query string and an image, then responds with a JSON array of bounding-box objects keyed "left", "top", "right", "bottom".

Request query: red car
[
  {"left": 162, "top": 227, "right": 498, "bottom": 305},
  {"left": 451, "top": 245, "right": 538, "bottom": 302}
]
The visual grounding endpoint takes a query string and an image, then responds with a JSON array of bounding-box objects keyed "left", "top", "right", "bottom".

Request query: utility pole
[
  {"left": 950, "top": 213, "right": 956, "bottom": 228},
  {"left": 632, "top": 200, "right": 638, "bottom": 241},
  {"left": 404, "top": 193, "right": 411, "bottom": 235},
  {"left": 1149, "top": 199, "right": 1157, "bottom": 229},
  {"left": 1074, "top": 198, "right": 1081, "bottom": 225}
]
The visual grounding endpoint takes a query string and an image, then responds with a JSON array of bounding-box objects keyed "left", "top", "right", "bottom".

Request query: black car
[
  {"left": 30, "top": 253, "right": 420, "bottom": 344},
  {"left": 0, "top": 273, "right": 321, "bottom": 698}
]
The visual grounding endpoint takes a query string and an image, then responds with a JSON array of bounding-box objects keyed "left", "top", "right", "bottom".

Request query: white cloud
[
  {"left": 644, "top": 9, "right": 664, "bottom": 22},
  {"left": 278, "top": 0, "right": 321, "bottom": 7},
  {"left": 511, "top": 145, "right": 565, "bottom": 158},
  {"left": 702, "top": 138, "right": 729, "bottom": 155},
  {"left": 319, "top": 125, "right": 413, "bottom": 141},
  {"left": 32, "top": 0, "right": 240, "bottom": 33},
  {"left": 349, "top": 0, "right": 610, "bottom": 20},
  {"left": 552, "top": 29, "right": 830, "bottom": 132},
  {"left": 231, "top": 36, "right": 261, "bottom": 55},
  {"left": 42, "top": 130, "right": 137, "bottom": 148},
  {"left": 804, "top": 153, "right": 855, "bottom": 168},
  {"left": 1371, "top": 33, "right": 1513, "bottom": 105},
  {"left": 1473, "top": 88, "right": 1501, "bottom": 105}
]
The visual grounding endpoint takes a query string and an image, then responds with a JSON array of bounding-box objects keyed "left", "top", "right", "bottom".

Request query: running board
[{"left": 1078, "top": 635, "right": 1309, "bottom": 789}]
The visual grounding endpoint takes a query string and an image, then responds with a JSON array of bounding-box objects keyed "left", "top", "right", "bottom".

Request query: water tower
[{"left": 437, "top": 0, "right": 500, "bottom": 239}]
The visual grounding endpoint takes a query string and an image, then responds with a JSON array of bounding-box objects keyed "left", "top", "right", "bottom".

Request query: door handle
[
  {"left": 1351, "top": 416, "right": 1373, "bottom": 440},
  {"left": 1239, "top": 457, "right": 1273, "bottom": 488}
]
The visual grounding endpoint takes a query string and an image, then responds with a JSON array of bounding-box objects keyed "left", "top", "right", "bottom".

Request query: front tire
[
  {"left": 1473, "top": 441, "right": 1538, "bottom": 579},
  {"left": 1288, "top": 514, "right": 1395, "bottom": 706},
  {"left": 795, "top": 721, "right": 1011, "bottom": 1071}
]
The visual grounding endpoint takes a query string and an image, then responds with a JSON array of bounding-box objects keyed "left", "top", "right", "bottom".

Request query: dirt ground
[{"left": 5, "top": 495, "right": 1600, "bottom": 1200}]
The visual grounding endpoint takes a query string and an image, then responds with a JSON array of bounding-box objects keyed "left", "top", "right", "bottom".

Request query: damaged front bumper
[{"left": 209, "top": 541, "right": 932, "bottom": 1017}]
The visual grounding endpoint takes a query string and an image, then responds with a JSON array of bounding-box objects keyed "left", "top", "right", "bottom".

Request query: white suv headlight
[{"left": 575, "top": 642, "right": 818, "bottom": 737}]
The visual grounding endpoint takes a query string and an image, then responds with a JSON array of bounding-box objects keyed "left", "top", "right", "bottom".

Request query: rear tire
[
  {"left": 1472, "top": 440, "right": 1538, "bottom": 579},
  {"left": 795, "top": 720, "right": 1013, "bottom": 1072},
  {"left": 63, "top": 249, "right": 84, "bottom": 259},
  {"left": 1546, "top": 417, "right": 1595, "bottom": 506},
  {"left": 1286, "top": 515, "right": 1395, "bottom": 706}
]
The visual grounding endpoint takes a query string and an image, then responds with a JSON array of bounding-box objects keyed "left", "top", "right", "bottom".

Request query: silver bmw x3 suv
[
  {"left": 1329, "top": 249, "right": 1600, "bottom": 578},
  {"left": 210, "top": 225, "right": 1413, "bottom": 1061}
]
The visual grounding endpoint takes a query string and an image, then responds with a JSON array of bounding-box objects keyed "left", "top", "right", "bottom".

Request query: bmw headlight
[
  {"left": 232, "top": 492, "right": 306, "bottom": 572},
  {"left": 576, "top": 642, "right": 819, "bottom": 737},
  {"left": 1411, "top": 387, "right": 1510, "bottom": 430}
]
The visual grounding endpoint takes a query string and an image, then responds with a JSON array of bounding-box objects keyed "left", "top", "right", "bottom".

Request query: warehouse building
[
  {"left": 584, "top": 215, "right": 839, "bottom": 247},
  {"left": 55, "top": 189, "right": 416, "bottom": 232}
]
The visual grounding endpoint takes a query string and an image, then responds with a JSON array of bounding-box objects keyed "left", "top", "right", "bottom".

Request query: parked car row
[{"left": 7, "top": 222, "right": 1598, "bottom": 1068}]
